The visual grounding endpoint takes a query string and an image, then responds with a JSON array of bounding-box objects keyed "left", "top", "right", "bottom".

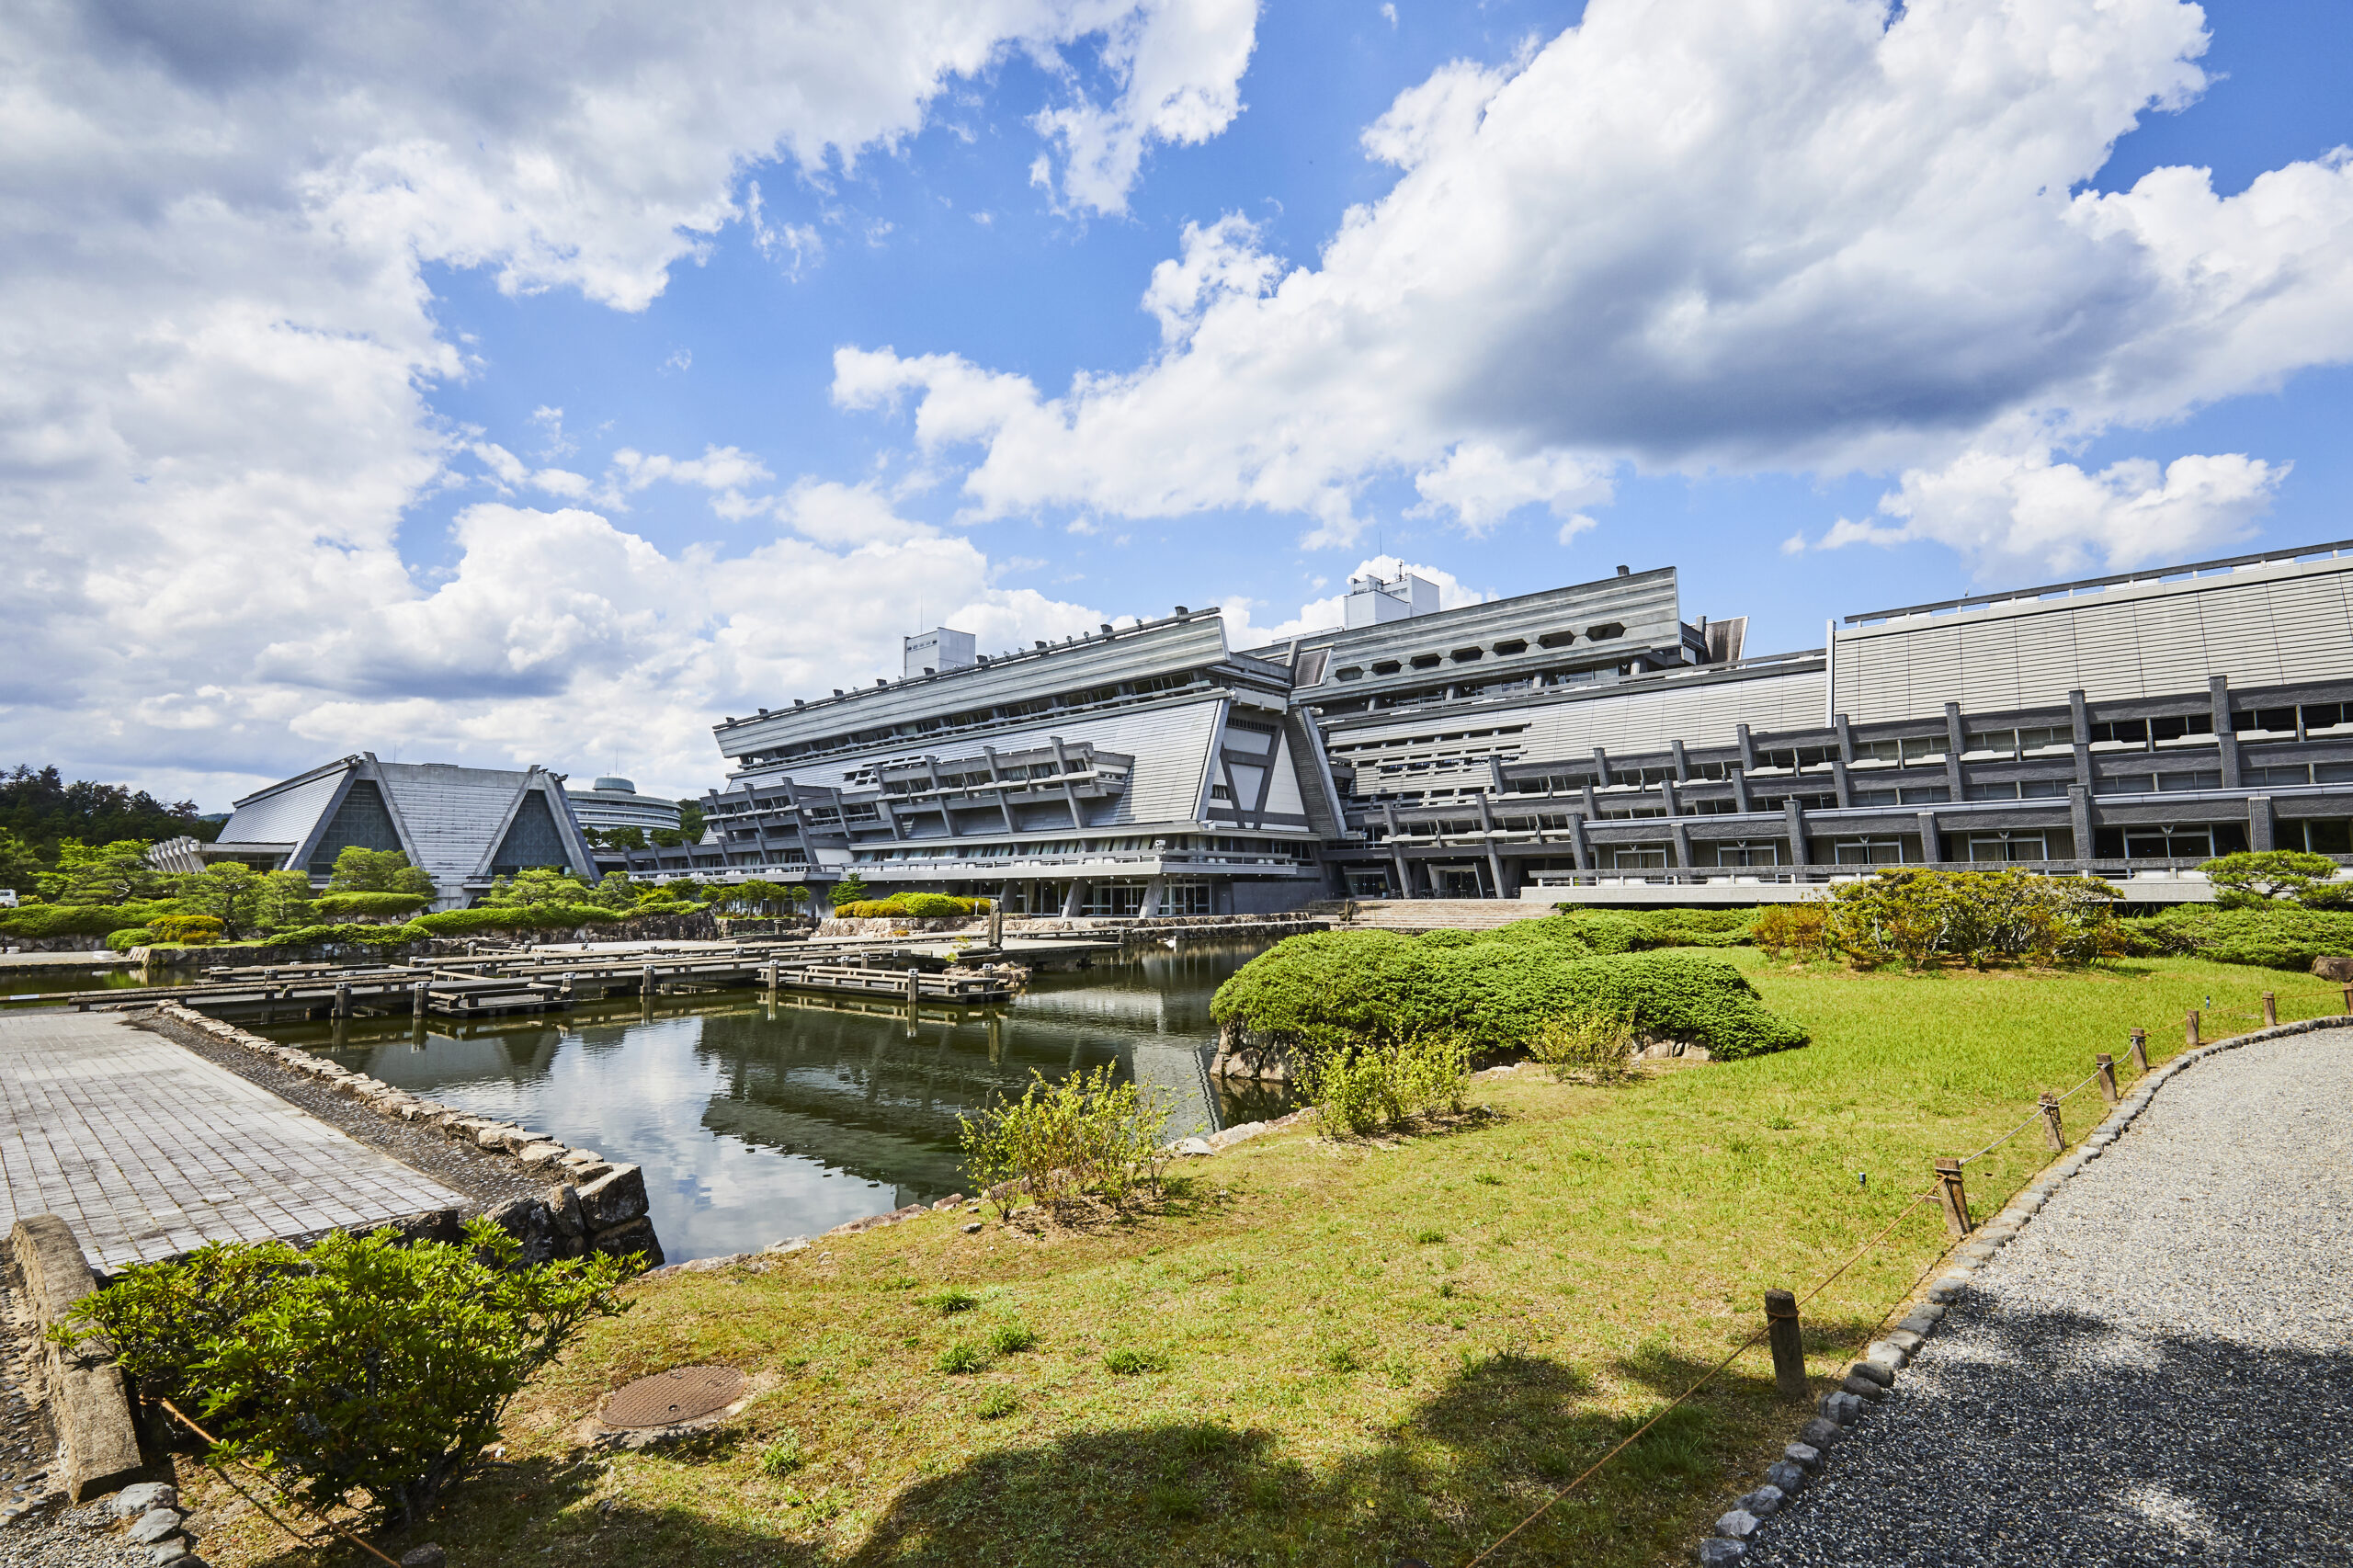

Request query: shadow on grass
[{"left": 250, "top": 1348, "right": 1785, "bottom": 1568}]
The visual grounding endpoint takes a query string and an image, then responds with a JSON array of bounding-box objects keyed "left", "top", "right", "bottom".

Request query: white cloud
[
  {"left": 839, "top": 0, "right": 2353, "bottom": 566},
  {"left": 1816, "top": 444, "right": 2288, "bottom": 575},
  {"left": 0, "top": 0, "right": 1259, "bottom": 800}
]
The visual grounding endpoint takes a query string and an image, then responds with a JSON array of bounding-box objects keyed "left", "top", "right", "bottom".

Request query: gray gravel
[
  {"left": 1744, "top": 1029, "right": 2353, "bottom": 1567},
  {"left": 0, "top": 1260, "right": 146, "bottom": 1567}
]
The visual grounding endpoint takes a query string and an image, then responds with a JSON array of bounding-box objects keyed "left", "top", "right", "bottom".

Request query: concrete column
[
  {"left": 1670, "top": 739, "right": 1690, "bottom": 782},
  {"left": 1784, "top": 799, "right": 1812, "bottom": 867},
  {"left": 1060, "top": 880, "right": 1088, "bottom": 917},
  {"left": 1136, "top": 876, "right": 1165, "bottom": 917},
  {"left": 1916, "top": 810, "right": 1943, "bottom": 865},
  {"left": 1833, "top": 713, "right": 1855, "bottom": 764},
  {"left": 2068, "top": 689, "right": 2094, "bottom": 790},
  {"left": 1670, "top": 820, "right": 1696, "bottom": 871},
  {"left": 1383, "top": 801, "right": 1411, "bottom": 892},
  {"left": 2211, "top": 676, "right": 2240, "bottom": 787},
  {"left": 2248, "top": 795, "right": 2275, "bottom": 852},
  {"left": 1582, "top": 782, "right": 1602, "bottom": 819},
  {"left": 1943, "top": 702, "right": 1968, "bottom": 801},
  {"left": 1592, "top": 747, "right": 1614, "bottom": 787},
  {"left": 1736, "top": 723, "right": 1757, "bottom": 771},
  {"left": 1732, "top": 770, "right": 1754, "bottom": 814},
  {"left": 1831, "top": 760, "right": 1852, "bottom": 809},
  {"left": 1475, "top": 793, "right": 1506, "bottom": 895},
  {"left": 2069, "top": 784, "right": 2097, "bottom": 867},
  {"left": 1568, "top": 813, "right": 1594, "bottom": 873}
]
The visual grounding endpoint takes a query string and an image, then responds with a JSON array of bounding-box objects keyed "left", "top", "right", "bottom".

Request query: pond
[{"left": 259, "top": 940, "right": 1292, "bottom": 1262}]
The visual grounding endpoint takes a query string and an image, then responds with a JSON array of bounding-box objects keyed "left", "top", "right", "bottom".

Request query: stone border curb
[
  {"left": 1695, "top": 1015, "right": 2353, "bottom": 1564},
  {"left": 137, "top": 1004, "right": 665, "bottom": 1269},
  {"left": 9, "top": 1216, "right": 143, "bottom": 1505}
]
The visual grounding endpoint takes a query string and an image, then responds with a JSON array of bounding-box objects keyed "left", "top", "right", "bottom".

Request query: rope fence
[{"left": 1457, "top": 1005, "right": 2251, "bottom": 1568}]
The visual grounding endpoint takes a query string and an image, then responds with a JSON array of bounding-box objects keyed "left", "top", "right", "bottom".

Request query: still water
[{"left": 261, "top": 942, "right": 1291, "bottom": 1262}]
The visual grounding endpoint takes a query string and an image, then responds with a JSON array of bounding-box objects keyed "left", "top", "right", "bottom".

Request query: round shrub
[
  {"left": 312, "top": 892, "right": 428, "bottom": 919},
  {"left": 148, "top": 914, "right": 226, "bottom": 945}
]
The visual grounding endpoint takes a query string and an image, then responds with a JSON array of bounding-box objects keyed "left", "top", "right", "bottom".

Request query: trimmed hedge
[
  {"left": 0, "top": 900, "right": 181, "bottom": 938},
  {"left": 313, "top": 892, "right": 428, "bottom": 918},
  {"left": 1550, "top": 907, "right": 1757, "bottom": 949},
  {"left": 267, "top": 923, "right": 434, "bottom": 948},
  {"left": 2123, "top": 905, "right": 2353, "bottom": 970},
  {"left": 835, "top": 894, "right": 991, "bottom": 919},
  {"left": 1211, "top": 916, "right": 1807, "bottom": 1062},
  {"left": 410, "top": 905, "right": 621, "bottom": 937}
]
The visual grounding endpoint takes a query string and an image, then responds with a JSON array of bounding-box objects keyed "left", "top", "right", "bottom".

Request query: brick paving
[{"left": 0, "top": 1011, "right": 461, "bottom": 1271}]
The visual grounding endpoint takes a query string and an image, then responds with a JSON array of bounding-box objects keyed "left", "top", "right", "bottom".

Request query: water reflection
[{"left": 263, "top": 942, "right": 1290, "bottom": 1262}]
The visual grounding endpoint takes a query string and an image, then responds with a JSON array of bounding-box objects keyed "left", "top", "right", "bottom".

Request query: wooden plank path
[{"left": 13, "top": 939, "right": 1060, "bottom": 1020}]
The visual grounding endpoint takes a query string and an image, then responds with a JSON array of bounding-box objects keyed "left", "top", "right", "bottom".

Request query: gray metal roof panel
[{"left": 214, "top": 767, "right": 348, "bottom": 848}]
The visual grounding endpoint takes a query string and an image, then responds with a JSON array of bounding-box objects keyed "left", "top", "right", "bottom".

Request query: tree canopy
[
  {"left": 323, "top": 846, "right": 436, "bottom": 897},
  {"left": 0, "top": 765, "right": 216, "bottom": 858}
]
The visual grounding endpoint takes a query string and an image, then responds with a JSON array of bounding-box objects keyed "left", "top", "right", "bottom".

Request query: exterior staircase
[{"left": 1299, "top": 898, "right": 1551, "bottom": 933}]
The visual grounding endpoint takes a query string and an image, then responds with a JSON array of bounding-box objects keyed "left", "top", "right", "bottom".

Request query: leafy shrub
[
  {"left": 986, "top": 1322, "right": 1037, "bottom": 1355},
  {"left": 835, "top": 895, "right": 990, "bottom": 920},
  {"left": 1212, "top": 921, "right": 1807, "bottom": 1062},
  {"left": 1300, "top": 1035, "right": 1469, "bottom": 1136},
  {"left": 1819, "top": 869, "right": 2123, "bottom": 969},
  {"left": 2198, "top": 849, "right": 2342, "bottom": 908},
  {"left": 312, "top": 892, "right": 429, "bottom": 919},
  {"left": 935, "top": 1341, "right": 988, "bottom": 1375},
  {"left": 263, "top": 922, "right": 432, "bottom": 949},
  {"left": 148, "top": 913, "right": 225, "bottom": 945},
  {"left": 1104, "top": 1347, "right": 1168, "bottom": 1376},
  {"left": 758, "top": 1430, "right": 803, "bottom": 1475},
  {"left": 410, "top": 904, "right": 620, "bottom": 937},
  {"left": 104, "top": 926, "right": 153, "bottom": 952},
  {"left": 56, "top": 1219, "right": 633, "bottom": 1530},
  {"left": 2123, "top": 904, "right": 2353, "bottom": 970},
  {"left": 976, "top": 1390, "right": 1018, "bottom": 1420},
  {"left": 1531, "top": 1010, "right": 1639, "bottom": 1083},
  {"left": 1551, "top": 907, "right": 1755, "bottom": 949},
  {"left": 959, "top": 1064, "right": 1180, "bottom": 1208},
  {"left": 1751, "top": 903, "right": 1832, "bottom": 960},
  {"left": 0, "top": 900, "right": 179, "bottom": 938},
  {"left": 324, "top": 846, "right": 434, "bottom": 898}
]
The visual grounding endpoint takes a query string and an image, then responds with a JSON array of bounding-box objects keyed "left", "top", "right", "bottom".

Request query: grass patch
[
  {"left": 170, "top": 954, "right": 2343, "bottom": 1568},
  {"left": 934, "top": 1341, "right": 987, "bottom": 1375}
]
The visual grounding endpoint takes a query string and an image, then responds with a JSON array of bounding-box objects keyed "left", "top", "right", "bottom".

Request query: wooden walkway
[{"left": 0, "top": 1012, "right": 462, "bottom": 1271}]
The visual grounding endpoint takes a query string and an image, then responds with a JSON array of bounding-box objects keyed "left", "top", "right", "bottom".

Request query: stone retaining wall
[{"left": 144, "top": 1004, "right": 664, "bottom": 1269}]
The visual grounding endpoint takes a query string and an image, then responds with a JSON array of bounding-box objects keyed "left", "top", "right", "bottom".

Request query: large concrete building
[
  {"left": 206, "top": 755, "right": 599, "bottom": 910},
  {"left": 565, "top": 777, "right": 682, "bottom": 839},
  {"left": 602, "top": 540, "right": 2353, "bottom": 907}
]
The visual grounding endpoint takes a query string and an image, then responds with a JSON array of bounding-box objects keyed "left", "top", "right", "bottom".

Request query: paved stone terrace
[
  {"left": 0, "top": 1011, "right": 462, "bottom": 1272},
  {"left": 1743, "top": 1028, "right": 2353, "bottom": 1567}
]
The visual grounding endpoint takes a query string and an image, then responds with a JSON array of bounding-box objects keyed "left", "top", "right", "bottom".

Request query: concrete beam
[{"left": 2211, "top": 676, "right": 2240, "bottom": 788}]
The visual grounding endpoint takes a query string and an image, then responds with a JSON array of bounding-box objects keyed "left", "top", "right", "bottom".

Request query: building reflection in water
[{"left": 267, "top": 942, "right": 1292, "bottom": 1263}]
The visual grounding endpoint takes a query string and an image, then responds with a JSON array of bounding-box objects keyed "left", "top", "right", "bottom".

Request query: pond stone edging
[
  {"left": 1695, "top": 1014, "right": 2353, "bottom": 1564},
  {"left": 140, "top": 1003, "right": 665, "bottom": 1270}
]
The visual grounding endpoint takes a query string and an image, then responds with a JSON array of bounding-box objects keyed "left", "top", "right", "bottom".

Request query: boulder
[
  {"left": 482, "top": 1197, "right": 558, "bottom": 1266},
  {"left": 586, "top": 1217, "right": 665, "bottom": 1267},
  {"left": 106, "top": 1483, "right": 176, "bottom": 1519},
  {"left": 2311, "top": 954, "right": 2353, "bottom": 983},
  {"left": 576, "top": 1165, "right": 650, "bottom": 1231}
]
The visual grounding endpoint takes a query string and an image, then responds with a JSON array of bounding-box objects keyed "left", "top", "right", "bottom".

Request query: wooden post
[
  {"left": 2039, "top": 1092, "right": 2064, "bottom": 1153},
  {"left": 2128, "top": 1028, "right": 2148, "bottom": 1075},
  {"left": 412, "top": 981, "right": 427, "bottom": 1018},
  {"left": 1764, "top": 1290, "right": 1806, "bottom": 1399},
  {"left": 1935, "top": 1158, "right": 1972, "bottom": 1239},
  {"left": 2095, "top": 1053, "right": 2118, "bottom": 1106},
  {"left": 2344, "top": 983, "right": 2352, "bottom": 1017},
  {"left": 333, "top": 983, "right": 350, "bottom": 1019},
  {"left": 906, "top": 967, "right": 922, "bottom": 1006},
  {"left": 2261, "top": 991, "right": 2277, "bottom": 1028},
  {"left": 2186, "top": 1009, "right": 2200, "bottom": 1048},
  {"left": 641, "top": 963, "right": 655, "bottom": 998}
]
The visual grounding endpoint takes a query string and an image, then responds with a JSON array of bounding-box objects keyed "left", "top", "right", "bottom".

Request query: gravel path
[
  {"left": 0, "top": 1256, "right": 145, "bottom": 1567},
  {"left": 1745, "top": 1029, "right": 2353, "bottom": 1567}
]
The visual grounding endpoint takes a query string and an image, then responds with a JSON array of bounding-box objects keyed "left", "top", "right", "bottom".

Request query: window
[
  {"left": 1963, "top": 730, "right": 2018, "bottom": 755},
  {"left": 1493, "top": 639, "right": 1528, "bottom": 655},
  {"left": 1851, "top": 789, "right": 1900, "bottom": 806},
  {"left": 1370, "top": 660, "right": 1401, "bottom": 676},
  {"left": 1450, "top": 646, "right": 1483, "bottom": 663},
  {"left": 2149, "top": 713, "right": 2213, "bottom": 742},
  {"left": 1712, "top": 842, "right": 1780, "bottom": 867},
  {"left": 1898, "top": 786, "right": 1951, "bottom": 804},
  {"left": 2087, "top": 720, "right": 2148, "bottom": 746},
  {"left": 1831, "top": 838, "right": 1907, "bottom": 865},
  {"left": 2095, "top": 824, "right": 2248, "bottom": 859},
  {"left": 1964, "top": 781, "right": 2019, "bottom": 801},
  {"left": 2158, "top": 771, "right": 2222, "bottom": 791},
  {"left": 1967, "top": 834, "right": 2046, "bottom": 862},
  {"left": 1164, "top": 879, "right": 1214, "bottom": 915},
  {"left": 1335, "top": 665, "right": 1364, "bottom": 682},
  {"left": 2304, "top": 703, "right": 2350, "bottom": 733},
  {"left": 2019, "top": 725, "right": 2071, "bottom": 752},
  {"left": 2249, "top": 764, "right": 2311, "bottom": 787},
  {"left": 1586, "top": 621, "right": 1626, "bottom": 640},
  {"left": 1537, "top": 630, "right": 1577, "bottom": 648},
  {"left": 2288, "top": 820, "right": 2352, "bottom": 855},
  {"left": 1609, "top": 846, "right": 1667, "bottom": 870},
  {"left": 1411, "top": 653, "right": 1442, "bottom": 669}
]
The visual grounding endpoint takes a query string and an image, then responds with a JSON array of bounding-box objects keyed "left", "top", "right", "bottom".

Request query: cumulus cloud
[
  {"left": 1218, "top": 555, "right": 1488, "bottom": 648},
  {"left": 840, "top": 0, "right": 2353, "bottom": 559},
  {"left": 1816, "top": 444, "right": 2288, "bottom": 575},
  {"left": 0, "top": 0, "right": 1256, "bottom": 798}
]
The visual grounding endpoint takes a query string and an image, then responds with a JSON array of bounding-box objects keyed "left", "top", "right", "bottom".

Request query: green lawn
[{"left": 183, "top": 955, "right": 2347, "bottom": 1568}]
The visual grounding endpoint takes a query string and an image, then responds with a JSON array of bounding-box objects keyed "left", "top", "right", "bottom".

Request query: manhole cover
[{"left": 600, "top": 1366, "right": 745, "bottom": 1429}]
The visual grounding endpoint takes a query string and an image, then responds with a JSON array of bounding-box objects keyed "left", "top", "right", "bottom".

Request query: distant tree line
[{"left": 1, "top": 764, "right": 218, "bottom": 860}]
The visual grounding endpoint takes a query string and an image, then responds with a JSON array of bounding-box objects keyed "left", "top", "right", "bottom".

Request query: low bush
[
  {"left": 409, "top": 904, "right": 620, "bottom": 937},
  {"left": 959, "top": 1064, "right": 1180, "bottom": 1208},
  {"left": 935, "top": 1341, "right": 988, "bottom": 1375},
  {"left": 1211, "top": 917, "right": 1808, "bottom": 1062},
  {"left": 1821, "top": 869, "right": 2123, "bottom": 969},
  {"left": 1104, "top": 1347, "right": 1169, "bottom": 1376},
  {"left": 1530, "top": 1010, "right": 1640, "bottom": 1083},
  {"left": 104, "top": 926, "right": 153, "bottom": 952},
  {"left": 2123, "top": 904, "right": 2353, "bottom": 970},
  {"left": 1552, "top": 907, "right": 1756, "bottom": 949},
  {"left": 1751, "top": 903, "right": 1833, "bottom": 960},
  {"left": 0, "top": 900, "right": 180, "bottom": 938},
  {"left": 834, "top": 894, "right": 990, "bottom": 920},
  {"left": 927, "top": 1289, "right": 979, "bottom": 1315},
  {"left": 147, "top": 913, "right": 225, "bottom": 945},
  {"left": 986, "top": 1322, "right": 1038, "bottom": 1355},
  {"left": 55, "top": 1219, "right": 634, "bottom": 1531},
  {"left": 263, "top": 922, "right": 433, "bottom": 949},
  {"left": 312, "top": 892, "right": 428, "bottom": 919},
  {"left": 1299, "top": 1034, "right": 1469, "bottom": 1136}
]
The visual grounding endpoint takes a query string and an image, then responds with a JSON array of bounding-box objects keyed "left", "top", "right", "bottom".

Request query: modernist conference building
[{"left": 598, "top": 540, "right": 2353, "bottom": 910}]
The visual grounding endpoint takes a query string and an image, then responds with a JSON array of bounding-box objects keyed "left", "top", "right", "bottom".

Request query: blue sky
[{"left": 6, "top": 0, "right": 2352, "bottom": 805}]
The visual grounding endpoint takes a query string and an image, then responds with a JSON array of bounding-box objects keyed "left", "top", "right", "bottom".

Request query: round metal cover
[{"left": 601, "top": 1366, "right": 745, "bottom": 1429}]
